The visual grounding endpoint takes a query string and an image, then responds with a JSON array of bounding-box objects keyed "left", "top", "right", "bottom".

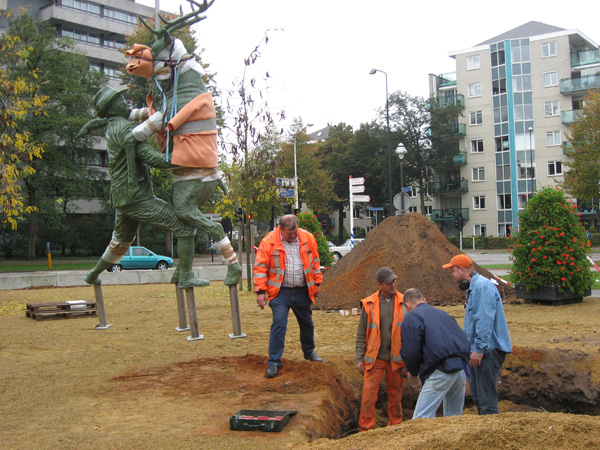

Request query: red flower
[
  {"left": 532, "top": 248, "right": 537, "bottom": 252},
  {"left": 531, "top": 258, "right": 536, "bottom": 262},
  {"left": 573, "top": 237, "right": 578, "bottom": 243},
  {"left": 561, "top": 277, "right": 566, "bottom": 281}
]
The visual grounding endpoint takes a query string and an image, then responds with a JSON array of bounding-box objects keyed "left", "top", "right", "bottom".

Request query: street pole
[
  {"left": 370, "top": 68, "right": 393, "bottom": 218},
  {"left": 528, "top": 127, "right": 534, "bottom": 197},
  {"left": 395, "top": 143, "right": 407, "bottom": 214}
]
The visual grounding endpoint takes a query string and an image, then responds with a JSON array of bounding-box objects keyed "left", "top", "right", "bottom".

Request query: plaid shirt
[{"left": 281, "top": 234, "right": 306, "bottom": 288}]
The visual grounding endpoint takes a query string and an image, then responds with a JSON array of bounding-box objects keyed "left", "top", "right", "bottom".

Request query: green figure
[{"left": 79, "top": 86, "right": 209, "bottom": 289}]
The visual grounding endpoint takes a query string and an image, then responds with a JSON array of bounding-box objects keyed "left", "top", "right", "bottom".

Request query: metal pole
[
  {"left": 293, "top": 137, "right": 299, "bottom": 210},
  {"left": 93, "top": 283, "right": 112, "bottom": 330},
  {"left": 155, "top": 0, "right": 160, "bottom": 30},
  {"left": 228, "top": 285, "right": 247, "bottom": 339},
  {"left": 185, "top": 288, "right": 204, "bottom": 341},
  {"left": 384, "top": 74, "right": 393, "bottom": 218},
  {"left": 400, "top": 160, "right": 405, "bottom": 214},
  {"left": 528, "top": 127, "right": 534, "bottom": 195},
  {"left": 174, "top": 286, "right": 189, "bottom": 331}
]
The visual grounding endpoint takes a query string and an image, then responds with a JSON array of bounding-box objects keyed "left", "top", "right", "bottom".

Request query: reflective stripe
[
  {"left": 363, "top": 356, "right": 374, "bottom": 363},
  {"left": 173, "top": 118, "right": 217, "bottom": 134},
  {"left": 391, "top": 355, "right": 404, "bottom": 362},
  {"left": 255, "top": 263, "right": 269, "bottom": 269},
  {"left": 306, "top": 280, "right": 315, "bottom": 287},
  {"left": 304, "top": 267, "right": 311, "bottom": 275},
  {"left": 255, "top": 273, "right": 267, "bottom": 279},
  {"left": 366, "top": 323, "right": 378, "bottom": 329},
  {"left": 267, "top": 280, "right": 281, "bottom": 288}
]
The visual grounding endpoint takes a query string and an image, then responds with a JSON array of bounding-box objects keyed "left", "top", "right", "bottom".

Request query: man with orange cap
[{"left": 442, "top": 254, "right": 512, "bottom": 415}]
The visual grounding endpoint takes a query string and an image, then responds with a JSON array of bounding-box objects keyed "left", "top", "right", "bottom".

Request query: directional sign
[
  {"left": 351, "top": 185, "right": 365, "bottom": 194},
  {"left": 402, "top": 186, "right": 412, "bottom": 192},
  {"left": 350, "top": 177, "right": 365, "bottom": 186},
  {"left": 353, "top": 195, "right": 371, "bottom": 203},
  {"left": 276, "top": 177, "right": 296, "bottom": 188},
  {"left": 278, "top": 189, "right": 295, "bottom": 198}
]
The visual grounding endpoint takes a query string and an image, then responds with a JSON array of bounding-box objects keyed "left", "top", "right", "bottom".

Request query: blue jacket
[
  {"left": 400, "top": 303, "right": 470, "bottom": 382},
  {"left": 464, "top": 273, "right": 512, "bottom": 355}
]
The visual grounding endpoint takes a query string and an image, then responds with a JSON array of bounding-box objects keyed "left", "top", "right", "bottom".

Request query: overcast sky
[{"left": 137, "top": 0, "right": 599, "bottom": 133}]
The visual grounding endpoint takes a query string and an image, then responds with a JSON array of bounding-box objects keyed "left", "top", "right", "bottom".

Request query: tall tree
[
  {"left": 2, "top": 10, "right": 106, "bottom": 258},
  {"left": 561, "top": 90, "right": 600, "bottom": 202}
]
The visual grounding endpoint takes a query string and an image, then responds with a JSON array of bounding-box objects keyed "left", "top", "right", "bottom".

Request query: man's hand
[
  {"left": 256, "top": 293, "right": 267, "bottom": 310},
  {"left": 356, "top": 361, "right": 365, "bottom": 375},
  {"left": 313, "top": 285, "right": 321, "bottom": 298},
  {"left": 470, "top": 351, "right": 483, "bottom": 367}
]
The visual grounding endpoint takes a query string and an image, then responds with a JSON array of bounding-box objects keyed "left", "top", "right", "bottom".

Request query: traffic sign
[
  {"left": 350, "top": 177, "right": 365, "bottom": 186},
  {"left": 402, "top": 186, "right": 412, "bottom": 192},
  {"left": 353, "top": 195, "right": 371, "bottom": 202},
  {"left": 278, "top": 189, "right": 295, "bottom": 198},
  {"left": 276, "top": 177, "right": 296, "bottom": 188},
  {"left": 351, "top": 185, "right": 365, "bottom": 194}
]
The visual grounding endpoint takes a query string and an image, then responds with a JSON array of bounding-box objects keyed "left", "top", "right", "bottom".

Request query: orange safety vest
[
  {"left": 360, "top": 291, "right": 406, "bottom": 371},
  {"left": 253, "top": 227, "right": 323, "bottom": 302}
]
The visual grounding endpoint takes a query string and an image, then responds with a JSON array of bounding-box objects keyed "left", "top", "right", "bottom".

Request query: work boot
[
  {"left": 266, "top": 363, "right": 279, "bottom": 378},
  {"left": 84, "top": 258, "right": 112, "bottom": 285},
  {"left": 177, "top": 236, "right": 210, "bottom": 289},
  {"left": 224, "top": 262, "right": 242, "bottom": 286},
  {"left": 304, "top": 351, "right": 323, "bottom": 362}
]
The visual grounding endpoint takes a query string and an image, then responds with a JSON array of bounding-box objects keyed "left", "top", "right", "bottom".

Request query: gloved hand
[{"left": 132, "top": 111, "right": 164, "bottom": 141}]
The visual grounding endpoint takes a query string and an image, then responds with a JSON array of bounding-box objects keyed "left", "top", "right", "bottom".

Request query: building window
[
  {"left": 474, "top": 224, "right": 487, "bottom": 237},
  {"left": 519, "top": 165, "right": 534, "bottom": 180},
  {"left": 546, "top": 130, "right": 561, "bottom": 146},
  {"left": 408, "top": 187, "right": 417, "bottom": 198},
  {"left": 472, "top": 167, "right": 485, "bottom": 182},
  {"left": 468, "top": 82, "right": 482, "bottom": 98},
  {"left": 61, "top": 27, "right": 100, "bottom": 46},
  {"left": 470, "top": 139, "right": 484, "bottom": 153},
  {"left": 541, "top": 41, "right": 557, "bottom": 58},
  {"left": 104, "top": 7, "right": 138, "bottom": 25},
  {"left": 512, "top": 75, "right": 532, "bottom": 92},
  {"left": 548, "top": 161, "right": 563, "bottom": 176},
  {"left": 474, "top": 196, "right": 486, "bottom": 210},
  {"left": 62, "top": 0, "right": 101, "bottom": 16},
  {"left": 408, "top": 206, "right": 418, "bottom": 213},
  {"left": 543, "top": 71, "right": 558, "bottom": 87},
  {"left": 104, "top": 65, "right": 120, "bottom": 80},
  {"left": 470, "top": 111, "right": 483, "bottom": 125},
  {"left": 424, "top": 205, "right": 432, "bottom": 215},
  {"left": 495, "top": 136, "right": 509, "bottom": 152},
  {"left": 544, "top": 100, "right": 560, "bottom": 117},
  {"left": 498, "top": 194, "right": 512, "bottom": 209},
  {"left": 467, "top": 55, "right": 480, "bottom": 70}
]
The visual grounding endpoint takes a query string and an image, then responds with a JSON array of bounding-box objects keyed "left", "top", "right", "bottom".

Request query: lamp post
[
  {"left": 528, "top": 127, "right": 534, "bottom": 197},
  {"left": 369, "top": 68, "right": 393, "bottom": 218},
  {"left": 395, "top": 143, "right": 407, "bottom": 213},
  {"left": 293, "top": 123, "right": 313, "bottom": 211}
]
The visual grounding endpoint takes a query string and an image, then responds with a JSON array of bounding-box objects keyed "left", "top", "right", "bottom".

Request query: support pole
[
  {"left": 238, "top": 221, "right": 243, "bottom": 292},
  {"left": 174, "top": 285, "right": 189, "bottom": 331},
  {"left": 93, "top": 282, "right": 112, "bottom": 330},
  {"left": 184, "top": 287, "right": 204, "bottom": 341},
  {"left": 228, "top": 285, "right": 246, "bottom": 339}
]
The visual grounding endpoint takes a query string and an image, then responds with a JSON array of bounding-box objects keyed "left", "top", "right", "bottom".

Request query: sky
[{"left": 136, "top": 0, "right": 600, "bottom": 133}]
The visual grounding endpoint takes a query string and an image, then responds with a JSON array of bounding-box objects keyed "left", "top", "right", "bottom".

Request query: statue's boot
[
  {"left": 84, "top": 258, "right": 112, "bottom": 285},
  {"left": 177, "top": 236, "right": 210, "bottom": 289},
  {"left": 224, "top": 262, "right": 242, "bottom": 286}
]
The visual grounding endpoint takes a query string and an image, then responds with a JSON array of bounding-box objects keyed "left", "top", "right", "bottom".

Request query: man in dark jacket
[{"left": 400, "top": 288, "right": 470, "bottom": 419}]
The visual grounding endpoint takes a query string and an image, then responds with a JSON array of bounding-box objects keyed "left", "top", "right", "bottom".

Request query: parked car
[
  {"left": 329, "top": 238, "right": 365, "bottom": 262},
  {"left": 107, "top": 246, "right": 174, "bottom": 272}
]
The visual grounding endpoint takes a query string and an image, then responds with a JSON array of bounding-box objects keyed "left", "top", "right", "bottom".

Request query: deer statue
[{"left": 125, "top": 0, "right": 241, "bottom": 287}]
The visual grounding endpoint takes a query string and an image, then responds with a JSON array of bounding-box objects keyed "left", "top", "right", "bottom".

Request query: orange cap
[{"left": 442, "top": 254, "right": 473, "bottom": 269}]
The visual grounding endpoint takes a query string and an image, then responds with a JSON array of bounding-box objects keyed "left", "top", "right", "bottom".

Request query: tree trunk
[{"left": 27, "top": 218, "right": 36, "bottom": 260}]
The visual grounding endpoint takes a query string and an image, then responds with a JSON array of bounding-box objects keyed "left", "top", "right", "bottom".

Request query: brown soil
[
  {"left": 317, "top": 213, "right": 512, "bottom": 310},
  {"left": 2, "top": 213, "right": 600, "bottom": 449}
]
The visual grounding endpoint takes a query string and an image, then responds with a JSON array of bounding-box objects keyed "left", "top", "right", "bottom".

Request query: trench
[{"left": 330, "top": 345, "right": 600, "bottom": 438}]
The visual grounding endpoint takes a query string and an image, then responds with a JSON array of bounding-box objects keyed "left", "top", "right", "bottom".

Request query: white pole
[
  {"left": 293, "top": 137, "right": 299, "bottom": 210},
  {"left": 155, "top": 0, "right": 160, "bottom": 30},
  {"left": 349, "top": 176, "right": 354, "bottom": 247}
]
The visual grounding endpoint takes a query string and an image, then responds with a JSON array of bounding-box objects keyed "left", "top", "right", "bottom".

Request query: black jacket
[{"left": 400, "top": 303, "right": 470, "bottom": 382}]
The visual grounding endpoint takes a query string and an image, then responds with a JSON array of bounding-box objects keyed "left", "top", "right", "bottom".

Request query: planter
[{"left": 515, "top": 284, "right": 591, "bottom": 305}]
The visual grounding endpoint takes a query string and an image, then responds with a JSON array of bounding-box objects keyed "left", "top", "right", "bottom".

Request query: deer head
[{"left": 140, "top": 0, "right": 215, "bottom": 58}]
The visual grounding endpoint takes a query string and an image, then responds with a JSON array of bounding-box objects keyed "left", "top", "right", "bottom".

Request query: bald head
[
  {"left": 279, "top": 214, "right": 299, "bottom": 231},
  {"left": 403, "top": 288, "right": 426, "bottom": 311}
]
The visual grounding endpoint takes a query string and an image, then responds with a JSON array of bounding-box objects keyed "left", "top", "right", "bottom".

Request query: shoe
[
  {"left": 266, "top": 363, "right": 279, "bottom": 378},
  {"left": 304, "top": 351, "right": 323, "bottom": 362}
]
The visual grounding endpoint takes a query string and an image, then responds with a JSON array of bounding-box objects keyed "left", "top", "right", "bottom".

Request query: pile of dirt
[{"left": 317, "top": 213, "right": 511, "bottom": 310}]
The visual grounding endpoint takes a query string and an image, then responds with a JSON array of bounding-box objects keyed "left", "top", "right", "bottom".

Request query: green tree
[
  {"left": 0, "top": 10, "right": 48, "bottom": 231},
  {"left": 296, "top": 212, "right": 333, "bottom": 268},
  {"left": 561, "top": 90, "right": 600, "bottom": 201},
  {"left": 5, "top": 11, "right": 107, "bottom": 258}
]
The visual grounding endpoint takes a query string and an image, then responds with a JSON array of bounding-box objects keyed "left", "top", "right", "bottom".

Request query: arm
[
  {"left": 134, "top": 139, "right": 175, "bottom": 169},
  {"left": 253, "top": 239, "right": 271, "bottom": 310},
  {"left": 400, "top": 314, "right": 424, "bottom": 377},
  {"left": 355, "top": 307, "right": 368, "bottom": 374}
]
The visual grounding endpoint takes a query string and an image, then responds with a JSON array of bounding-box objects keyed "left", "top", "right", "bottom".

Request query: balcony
[
  {"left": 429, "top": 94, "right": 465, "bottom": 109},
  {"left": 438, "top": 72, "right": 457, "bottom": 88},
  {"left": 560, "top": 74, "right": 600, "bottom": 94},
  {"left": 430, "top": 123, "right": 466, "bottom": 137},
  {"left": 571, "top": 49, "right": 600, "bottom": 67},
  {"left": 561, "top": 109, "right": 582, "bottom": 124},
  {"left": 577, "top": 200, "right": 599, "bottom": 215},
  {"left": 453, "top": 152, "right": 467, "bottom": 165},
  {"left": 430, "top": 179, "right": 468, "bottom": 194},
  {"left": 431, "top": 208, "right": 470, "bottom": 222}
]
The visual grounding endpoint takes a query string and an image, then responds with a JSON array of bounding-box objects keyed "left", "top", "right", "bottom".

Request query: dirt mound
[{"left": 318, "top": 213, "right": 511, "bottom": 310}]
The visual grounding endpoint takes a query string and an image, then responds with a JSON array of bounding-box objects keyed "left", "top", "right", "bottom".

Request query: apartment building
[{"left": 429, "top": 22, "right": 600, "bottom": 237}]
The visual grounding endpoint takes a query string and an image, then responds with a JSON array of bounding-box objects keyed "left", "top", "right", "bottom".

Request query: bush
[
  {"left": 509, "top": 187, "right": 593, "bottom": 294},
  {"left": 297, "top": 212, "right": 334, "bottom": 268}
]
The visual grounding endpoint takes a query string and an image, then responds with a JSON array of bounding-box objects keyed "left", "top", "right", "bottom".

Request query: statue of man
[{"left": 79, "top": 86, "right": 208, "bottom": 289}]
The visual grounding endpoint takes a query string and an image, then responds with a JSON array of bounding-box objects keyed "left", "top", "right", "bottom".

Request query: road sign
[
  {"left": 350, "top": 177, "right": 365, "bottom": 186},
  {"left": 278, "top": 189, "right": 295, "bottom": 198},
  {"left": 351, "top": 185, "right": 365, "bottom": 194},
  {"left": 276, "top": 177, "right": 296, "bottom": 188},
  {"left": 353, "top": 195, "right": 371, "bottom": 202},
  {"left": 402, "top": 186, "right": 412, "bottom": 192}
]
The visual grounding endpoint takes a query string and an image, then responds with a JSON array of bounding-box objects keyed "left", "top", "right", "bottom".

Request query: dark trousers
[
  {"left": 470, "top": 348, "right": 506, "bottom": 415},
  {"left": 268, "top": 286, "right": 315, "bottom": 366}
]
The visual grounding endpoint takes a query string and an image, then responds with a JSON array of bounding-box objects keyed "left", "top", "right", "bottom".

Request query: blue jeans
[
  {"left": 268, "top": 286, "right": 314, "bottom": 366},
  {"left": 470, "top": 349, "right": 506, "bottom": 415},
  {"left": 413, "top": 369, "right": 466, "bottom": 419}
]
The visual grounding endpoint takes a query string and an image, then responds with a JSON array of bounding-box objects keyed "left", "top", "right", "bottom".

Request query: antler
[{"left": 140, "top": 0, "right": 215, "bottom": 36}]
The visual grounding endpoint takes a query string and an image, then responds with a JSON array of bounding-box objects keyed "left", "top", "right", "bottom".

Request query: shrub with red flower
[
  {"left": 297, "top": 212, "right": 334, "bottom": 268},
  {"left": 509, "top": 187, "right": 592, "bottom": 293}
]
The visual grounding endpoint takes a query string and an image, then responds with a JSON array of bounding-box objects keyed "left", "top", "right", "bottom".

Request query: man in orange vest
[
  {"left": 253, "top": 215, "right": 323, "bottom": 378},
  {"left": 355, "top": 267, "right": 406, "bottom": 431}
]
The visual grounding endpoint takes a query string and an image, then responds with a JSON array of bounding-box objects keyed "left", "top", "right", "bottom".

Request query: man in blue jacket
[
  {"left": 400, "top": 288, "right": 470, "bottom": 419},
  {"left": 442, "top": 254, "right": 512, "bottom": 415}
]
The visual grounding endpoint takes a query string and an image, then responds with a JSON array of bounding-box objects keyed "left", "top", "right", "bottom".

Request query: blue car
[{"left": 107, "top": 246, "right": 174, "bottom": 272}]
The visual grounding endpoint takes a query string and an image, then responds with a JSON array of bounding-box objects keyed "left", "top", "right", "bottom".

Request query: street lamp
[
  {"left": 369, "top": 68, "right": 393, "bottom": 217},
  {"left": 528, "top": 127, "right": 534, "bottom": 197},
  {"left": 293, "top": 123, "right": 313, "bottom": 211},
  {"left": 395, "top": 143, "right": 407, "bottom": 213}
]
